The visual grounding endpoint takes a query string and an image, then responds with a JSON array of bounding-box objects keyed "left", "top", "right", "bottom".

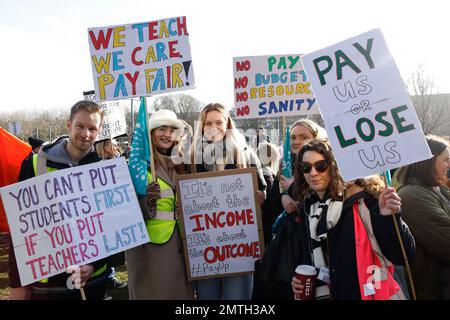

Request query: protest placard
[
  {"left": 97, "top": 100, "right": 127, "bottom": 141},
  {"left": 175, "top": 168, "right": 264, "bottom": 280},
  {"left": 0, "top": 157, "right": 148, "bottom": 286},
  {"left": 233, "top": 55, "right": 319, "bottom": 119},
  {"left": 88, "top": 16, "right": 195, "bottom": 101},
  {"left": 301, "top": 29, "right": 431, "bottom": 181},
  {"left": 8, "top": 121, "right": 21, "bottom": 137}
]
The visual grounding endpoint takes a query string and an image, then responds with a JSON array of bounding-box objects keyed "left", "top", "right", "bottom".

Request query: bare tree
[
  {"left": 152, "top": 93, "right": 204, "bottom": 128},
  {"left": 409, "top": 65, "right": 450, "bottom": 135},
  {"left": 0, "top": 107, "right": 69, "bottom": 142}
]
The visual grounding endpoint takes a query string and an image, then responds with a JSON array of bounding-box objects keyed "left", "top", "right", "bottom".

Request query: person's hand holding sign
[
  {"left": 138, "top": 181, "right": 161, "bottom": 220},
  {"left": 280, "top": 175, "right": 294, "bottom": 191},
  {"left": 256, "top": 190, "right": 266, "bottom": 205},
  {"left": 67, "top": 265, "right": 93, "bottom": 289},
  {"left": 79, "top": 265, "right": 94, "bottom": 287},
  {"left": 281, "top": 194, "right": 298, "bottom": 213},
  {"left": 67, "top": 265, "right": 93, "bottom": 300},
  {"left": 379, "top": 187, "right": 402, "bottom": 215},
  {"left": 146, "top": 181, "right": 161, "bottom": 205}
]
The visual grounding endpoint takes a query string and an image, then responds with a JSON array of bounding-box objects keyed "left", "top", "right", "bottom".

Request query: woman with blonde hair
[
  {"left": 189, "top": 103, "right": 267, "bottom": 300},
  {"left": 95, "top": 139, "right": 121, "bottom": 160},
  {"left": 280, "top": 119, "right": 327, "bottom": 192}
]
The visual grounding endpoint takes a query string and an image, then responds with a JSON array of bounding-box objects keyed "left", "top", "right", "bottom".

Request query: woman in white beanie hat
[{"left": 126, "top": 109, "right": 194, "bottom": 300}]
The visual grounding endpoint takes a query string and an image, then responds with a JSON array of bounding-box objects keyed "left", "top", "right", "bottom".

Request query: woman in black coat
[{"left": 291, "top": 140, "right": 415, "bottom": 300}]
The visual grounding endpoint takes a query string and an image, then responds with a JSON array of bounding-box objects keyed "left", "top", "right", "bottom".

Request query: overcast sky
[{"left": 0, "top": 0, "right": 449, "bottom": 113}]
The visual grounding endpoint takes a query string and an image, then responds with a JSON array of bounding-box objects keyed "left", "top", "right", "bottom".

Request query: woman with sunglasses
[
  {"left": 260, "top": 120, "right": 327, "bottom": 243},
  {"left": 290, "top": 140, "right": 414, "bottom": 300},
  {"left": 252, "top": 119, "right": 327, "bottom": 300}
]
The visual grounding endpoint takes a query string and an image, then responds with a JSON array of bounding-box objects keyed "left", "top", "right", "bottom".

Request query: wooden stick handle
[
  {"left": 381, "top": 172, "right": 417, "bottom": 300},
  {"left": 390, "top": 209, "right": 417, "bottom": 300},
  {"left": 143, "top": 97, "right": 156, "bottom": 182},
  {"left": 80, "top": 288, "right": 87, "bottom": 300}
]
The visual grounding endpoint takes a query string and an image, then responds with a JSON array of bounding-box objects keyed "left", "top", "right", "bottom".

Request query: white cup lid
[{"left": 295, "top": 265, "right": 317, "bottom": 276}]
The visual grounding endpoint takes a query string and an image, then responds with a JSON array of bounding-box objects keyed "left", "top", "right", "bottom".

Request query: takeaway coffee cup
[{"left": 294, "top": 265, "right": 317, "bottom": 300}]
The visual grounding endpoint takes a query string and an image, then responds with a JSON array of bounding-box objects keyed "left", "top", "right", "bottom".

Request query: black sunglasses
[{"left": 299, "top": 160, "right": 329, "bottom": 174}]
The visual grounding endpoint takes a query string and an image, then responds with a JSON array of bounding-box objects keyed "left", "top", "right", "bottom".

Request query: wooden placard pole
[
  {"left": 143, "top": 96, "right": 156, "bottom": 182},
  {"left": 381, "top": 171, "right": 416, "bottom": 300}
]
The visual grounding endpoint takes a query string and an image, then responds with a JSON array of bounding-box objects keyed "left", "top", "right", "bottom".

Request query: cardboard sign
[
  {"left": 97, "top": 100, "right": 127, "bottom": 141},
  {"left": 88, "top": 16, "right": 195, "bottom": 101},
  {"left": 0, "top": 158, "right": 148, "bottom": 286},
  {"left": 233, "top": 55, "right": 319, "bottom": 119},
  {"left": 8, "top": 121, "right": 21, "bottom": 137},
  {"left": 175, "top": 168, "right": 264, "bottom": 280},
  {"left": 301, "top": 29, "right": 431, "bottom": 181}
]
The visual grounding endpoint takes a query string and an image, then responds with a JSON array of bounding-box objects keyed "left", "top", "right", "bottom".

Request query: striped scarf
[{"left": 305, "top": 195, "right": 343, "bottom": 299}]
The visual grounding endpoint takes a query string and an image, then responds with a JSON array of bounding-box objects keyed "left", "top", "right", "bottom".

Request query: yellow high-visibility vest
[{"left": 145, "top": 171, "right": 177, "bottom": 245}]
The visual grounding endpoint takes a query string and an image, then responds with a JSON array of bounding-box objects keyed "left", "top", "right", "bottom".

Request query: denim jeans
[{"left": 195, "top": 274, "right": 253, "bottom": 300}]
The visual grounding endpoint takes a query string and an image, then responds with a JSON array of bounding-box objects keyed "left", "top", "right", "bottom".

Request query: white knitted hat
[{"left": 149, "top": 109, "right": 184, "bottom": 131}]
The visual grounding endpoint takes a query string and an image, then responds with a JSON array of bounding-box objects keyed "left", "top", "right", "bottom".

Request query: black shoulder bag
[{"left": 258, "top": 213, "right": 302, "bottom": 284}]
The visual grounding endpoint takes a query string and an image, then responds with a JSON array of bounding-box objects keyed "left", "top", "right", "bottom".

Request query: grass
[
  {"left": 0, "top": 232, "right": 129, "bottom": 300},
  {"left": 114, "top": 265, "right": 128, "bottom": 283}
]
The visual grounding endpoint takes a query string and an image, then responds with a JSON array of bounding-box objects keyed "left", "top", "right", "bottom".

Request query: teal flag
[
  {"left": 281, "top": 125, "right": 292, "bottom": 178},
  {"left": 128, "top": 98, "right": 150, "bottom": 196},
  {"left": 381, "top": 170, "right": 392, "bottom": 187}
]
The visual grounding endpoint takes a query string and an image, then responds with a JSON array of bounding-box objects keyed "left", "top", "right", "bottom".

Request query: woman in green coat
[{"left": 397, "top": 134, "right": 450, "bottom": 299}]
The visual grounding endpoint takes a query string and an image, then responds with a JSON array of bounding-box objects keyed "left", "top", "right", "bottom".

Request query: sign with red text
[
  {"left": 176, "top": 168, "right": 264, "bottom": 280},
  {"left": 301, "top": 29, "right": 431, "bottom": 181},
  {"left": 97, "top": 100, "right": 127, "bottom": 141},
  {"left": 0, "top": 158, "right": 148, "bottom": 286},
  {"left": 233, "top": 55, "right": 319, "bottom": 119},
  {"left": 88, "top": 16, "right": 195, "bottom": 101}
]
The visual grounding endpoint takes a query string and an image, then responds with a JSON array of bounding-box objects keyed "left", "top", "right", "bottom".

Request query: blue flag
[
  {"left": 281, "top": 125, "right": 292, "bottom": 178},
  {"left": 128, "top": 98, "right": 150, "bottom": 196}
]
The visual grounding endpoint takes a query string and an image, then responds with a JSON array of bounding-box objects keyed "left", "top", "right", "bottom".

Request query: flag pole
[
  {"left": 143, "top": 96, "right": 156, "bottom": 182},
  {"left": 279, "top": 116, "right": 287, "bottom": 193},
  {"left": 381, "top": 170, "right": 416, "bottom": 300},
  {"left": 80, "top": 288, "right": 87, "bottom": 300},
  {"left": 109, "top": 137, "right": 114, "bottom": 158}
]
